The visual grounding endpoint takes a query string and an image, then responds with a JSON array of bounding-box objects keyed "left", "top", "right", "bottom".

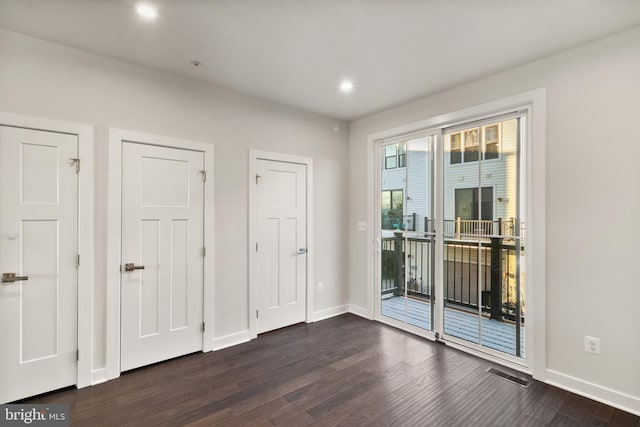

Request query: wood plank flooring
[{"left": 24, "top": 314, "right": 639, "bottom": 426}]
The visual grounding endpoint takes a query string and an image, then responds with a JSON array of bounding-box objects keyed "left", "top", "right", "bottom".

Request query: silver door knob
[
  {"left": 2, "top": 273, "right": 29, "bottom": 283},
  {"left": 123, "top": 263, "right": 145, "bottom": 272},
  {"left": 297, "top": 248, "right": 307, "bottom": 254}
]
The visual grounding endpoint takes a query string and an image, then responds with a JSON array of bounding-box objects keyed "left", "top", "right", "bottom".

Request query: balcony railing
[
  {"left": 395, "top": 215, "right": 525, "bottom": 240},
  {"left": 443, "top": 218, "right": 524, "bottom": 240},
  {"left": 381, "top": 226, "right": 525, "bottom": 322}
]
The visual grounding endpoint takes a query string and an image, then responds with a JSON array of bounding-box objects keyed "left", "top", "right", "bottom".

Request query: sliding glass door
[
  {"left": 379, "top": 133, "right": 436, "bottom": 332},
  {"left": 377, "top": 111, "right": 527, "bottom": 363},
  {"left": 442, "top": 114, "right": 526, "bottom": 359}
]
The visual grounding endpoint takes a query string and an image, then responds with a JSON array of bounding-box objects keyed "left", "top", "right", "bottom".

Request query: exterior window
[
  {"left": 381, "top": 189, "right": 404, "bottom": 229},
  {"left": 455, "top": 187, "right": 493, "bottom": 220},
  {"left": 384, "top": 142, "right": 407, "bottom": 169},
  {"left": 449, "top": 124, "right": 500, "bottom": 164},
  {"left": 450, "top": 133, "right": 461, "bottom": 164},
  {"left": 463, "top": 129, "right": 479, "bottom": 162},
  {"left": 385, "top": 145, "right": 397, "bottom": 169},
  {"left": 484, "top": 124, "right": 499, "bottom": 160}
]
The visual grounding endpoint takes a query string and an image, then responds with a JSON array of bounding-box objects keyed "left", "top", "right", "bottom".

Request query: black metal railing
[
  {"left": 381, "top": 229, "right": 524, "bottom": 322},
  {"left": 381, "top": 233, "right": 433, "bottom": 299}
]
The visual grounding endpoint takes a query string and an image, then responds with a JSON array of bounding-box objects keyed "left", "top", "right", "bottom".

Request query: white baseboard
[
  {"left": 546, "top": 369, "right": 640, "bottom": 416},
  {"left": 348, "top": 304, "right": 371, "bottom": 319},
  {"left": 313, "top": 305, "right": 348, "bottom": 322},
  {"left": 91, "top": 368, "right": 108, "bottom": 385},
  {"left": 212, "top": 330, "right": 251, "bottom": 351}
]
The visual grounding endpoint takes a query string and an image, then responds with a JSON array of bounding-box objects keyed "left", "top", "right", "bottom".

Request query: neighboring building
[
  {"left": 381, "top": 119, "right": 519, "bottom": 236},
  {"left": 381, "top": 137, "right": 431, "bottom": 232}
]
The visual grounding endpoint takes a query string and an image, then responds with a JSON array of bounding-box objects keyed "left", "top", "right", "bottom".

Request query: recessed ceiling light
[
  {"left": 339, "top": 80, "right": 354, "bottom": 93},
  {"left": 136, "top": 3, "right": 158, "bottom": 20}
]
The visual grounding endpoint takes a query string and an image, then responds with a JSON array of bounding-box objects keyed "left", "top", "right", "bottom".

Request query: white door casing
[
  {"left": 107, "top": 129, "right": 214, "bottom": 379},
  {"left": 255, "top": 159, "right": 307, "bottom": 334},
  {"left": 0, "top": 126, "right": 78, "bottom": 403},
  {"left": 120, "top": 142, "right": 205, "bottom": 372}
]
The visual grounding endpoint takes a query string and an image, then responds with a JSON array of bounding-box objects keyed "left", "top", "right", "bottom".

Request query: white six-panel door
[
  {"left": 256, "top": 159, "right": 307, "bottom": 334},
  {"left": 120, "top": 142, "right": 205, "bottom": 371},
  {"left": 0, "top": 126, "right": 78, "bottom": 403}
]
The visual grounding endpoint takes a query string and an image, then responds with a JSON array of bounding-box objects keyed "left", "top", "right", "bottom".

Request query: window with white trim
[
  {"left": 449, "top": 123, "right": 501, "bottom": 164},
  {"left": 384, "top": 142, "right": 406, "bottom": 169}
]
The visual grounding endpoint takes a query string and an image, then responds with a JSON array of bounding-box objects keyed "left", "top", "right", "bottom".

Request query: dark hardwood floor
[{"left": 25, "top": 314, "right": 639, "bottom": 426}]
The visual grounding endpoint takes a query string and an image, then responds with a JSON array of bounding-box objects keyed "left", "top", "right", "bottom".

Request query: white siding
[
  {"left": 381, "top": 137, "right": 432, "bottom": 231},
  {"left": 381, "top": 165, "right": 405, "bottom": 192},
  {"left": 443, "top": 120, "right": 518, "bottom": 223},
  {"left": 406, "top": 142, "right": 431, "bottom": 232},
  {"left": 381, "top": 125, "right": 518, "bottom": 232}
]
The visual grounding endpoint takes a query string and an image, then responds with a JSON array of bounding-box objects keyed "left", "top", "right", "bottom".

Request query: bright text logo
[{"left": 0, "top": 405, "right": 69, "bottom": 427}]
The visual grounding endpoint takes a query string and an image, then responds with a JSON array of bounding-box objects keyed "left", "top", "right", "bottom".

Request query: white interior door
[
  {"left": 256, "top": 159, "right": 307, "bottom": 334},
  {"left": 0, "top": 126, "right": 78, "bottom": 403},
  {"left": 120, "top": 142, "right": 205, "bottom": 372}
]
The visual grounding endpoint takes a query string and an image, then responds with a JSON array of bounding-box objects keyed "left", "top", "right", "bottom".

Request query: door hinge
[
  {"left": 256, "top": 309, "right": 259, "bottom": 319},
  {"left": 202, "top": 322, "right": 205, "bottom": 332},
  {"left": 76, "top": 350, "right": 79, "bottom": 361},
  {"left": 76, "top": 254, "right": 80, "bottom": 268},
  {"left": 200, "top": 170, "right": 207, "bottom": 182},
  {"left": 202, "top": 247, "right": 206, "bottom": 257},
  {"left": 69, "top": 158, "right": 80, "bottom": 173},
  {"left": 256, "top": 242, "right": 258, "bottom": 252},
  {"left": 256, "top": 174, "right": 261, "bottom": 185}
]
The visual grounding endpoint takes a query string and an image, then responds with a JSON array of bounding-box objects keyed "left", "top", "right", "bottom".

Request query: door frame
[
  {"left": 248, "top": 150, "right": 314, "bottom": 339},
  {"left": 0, "top": 111, "right": 94, "bottom": 389},
  {"left": 373, "top": 132, "right": 439, "bottom": 342},
  {"left": 366, "top": 89, "right": 546, "bottom": 380},
  {"left": 106, "top": 128, "right": 214, "bottom": 381}
]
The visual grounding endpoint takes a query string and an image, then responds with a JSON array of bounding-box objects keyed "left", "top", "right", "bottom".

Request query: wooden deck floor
[
  {"left": 381, "top": 296, "right": 526, "bottom": 357},
  {"left": 23, "top": 314, "right": 639, "bottom": 426}
]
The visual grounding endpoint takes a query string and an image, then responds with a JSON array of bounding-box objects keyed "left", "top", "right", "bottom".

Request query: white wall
[
  {"left": 0, "top": 29, "right": 349, "bottom": 373},
  {"left": 349, "top": 26, "right": 640, "bottom": 412}
]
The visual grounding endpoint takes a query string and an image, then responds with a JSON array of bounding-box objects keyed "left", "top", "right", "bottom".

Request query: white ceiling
[{"left": 1, "top": 1, "right": 639, "bottom": 121}]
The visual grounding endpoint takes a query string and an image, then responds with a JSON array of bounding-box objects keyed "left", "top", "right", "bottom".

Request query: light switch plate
[{"left": 357, "top": 221, "right": 367, "bottom": 232}]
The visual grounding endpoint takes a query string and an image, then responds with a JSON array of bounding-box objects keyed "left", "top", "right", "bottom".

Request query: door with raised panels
[
  {"left": 0, "top": 126, "right": 78, "bottom": 403},
  {"left": 256, "top": 159, "right": 307, "bottom": 334},
  {"left": 120, "top": 142, "right": 205, "bottom": 371}
]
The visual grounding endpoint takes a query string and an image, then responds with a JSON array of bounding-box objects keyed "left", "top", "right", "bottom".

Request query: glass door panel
[
  {"left": 380, "top": 135, "right": 435, "bottom": 331},
  {"left": 443, "top": 117, "right": 526, "bottom": 358},
  {"left": 380, "top": 140, "right": 407, "bottom": 325},
  {"left": 380, "top": 140, "right": 408, "bottom": 325},
  {"left": 443, "top": 127, "right": 482, "bottom": 345},
  {"left": 405, "top": 136, "right": 434, "bottom": 330}
]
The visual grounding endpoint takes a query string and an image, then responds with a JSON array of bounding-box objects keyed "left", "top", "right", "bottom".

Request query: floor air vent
[{"left": 486, "top": 368, "right": 530, "bottom": 388}]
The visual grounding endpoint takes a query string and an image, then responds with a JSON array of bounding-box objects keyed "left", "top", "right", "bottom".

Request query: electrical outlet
[
  {"left": 317, "top": 282, "right": 324, "bottom": 293},
  {"left": 357, "top": 221, "right": 367, "bottom": 232},
  {"left": 584, "top": 336, "right": 600, "bottom": 355}
]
